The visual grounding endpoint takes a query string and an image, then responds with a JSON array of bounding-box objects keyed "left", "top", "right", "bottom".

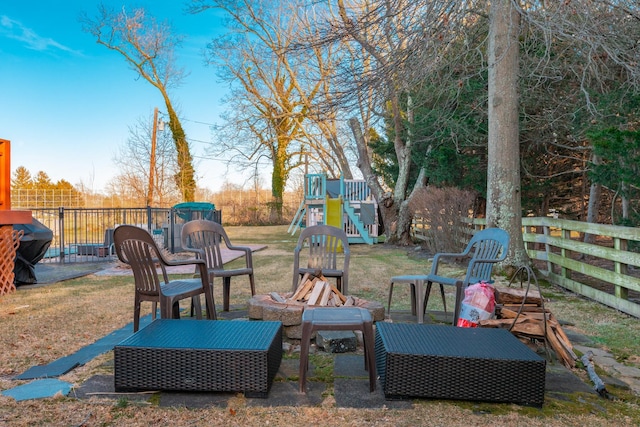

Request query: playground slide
[
  {"left": 325, "top": 197, "right": 342, "bottom": 228},
  {"left": 325, "top": 197, "right": 344, "bottom": 251}
]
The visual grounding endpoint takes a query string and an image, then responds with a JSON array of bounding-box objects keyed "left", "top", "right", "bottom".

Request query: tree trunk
[
  {"left": 487, "top": 0, "right": 529, "bottom": 267},
  {"left": 270, "top": 147, "right": 287, "bottom": 222},
  {"left": 163, "top": 99, "right": 196, "bottom": 203},
  {"left": 584, "top": 154, "right": 602, "bottom": 244},
  {"left": 622, "top": 183, "right": 630, "bottom": 222}
]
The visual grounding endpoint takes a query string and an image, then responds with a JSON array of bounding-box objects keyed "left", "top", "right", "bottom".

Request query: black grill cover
[{"left": 14, "top": 218, "right": 53, "bottom": 285}]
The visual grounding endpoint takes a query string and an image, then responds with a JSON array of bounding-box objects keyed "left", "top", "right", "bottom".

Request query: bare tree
[
  {"left": 516, "top": 0, "right": 640, "bottom": 234},
  {"left": 190, "top": 0, "right": 354, "bottom": 220},
  {"left": 322, "top": 0, "right": 476, "bottom": 244},
  {"left": 109, "top": 115, "right": 181, "bottom": 207},
  {"left": 81, "top": 4, "right": 197, "bottom": 202},
  {"left": 327, "top": 0, "right": 640, "bottom": 254}
]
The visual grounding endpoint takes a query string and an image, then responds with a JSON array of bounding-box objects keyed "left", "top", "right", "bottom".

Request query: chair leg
[
  {"left": 151, "top": 302, "right": 157, "bottom": 320},
  {"left": 222, "top": 277, "right": 231, "bottom": 312},
  {"left": 192, "top": 295, "right": 203, "bottom": 320},
  {"left": 204, "top": 285, "right": 217, "bottom": 320},
  {"left": 453, "top": 280, "right": 464, "bottom": 326},
  {"left": 299, "top": 321, "right": 314, "bottom": 393},
  {"left": 159, "top": 297, "right": 172, "bottom": 320},
  {"left": 439, "top": 284, "right": 447, "bottom": 317},
  {"left": 133, "top": 299, "right": 141, "bottom": 333},
  {"left": 362, "top": 319, "right": 376, "bottom": 392},
  {"left": 423, "top": 282, "right": 433, "bottom": 316},
  {"left": 387, "top": 282, "right": 394, "bottom": 318},
  {"left": 161, "top": 297, "right": 180, "bottom": 319},
  {"left": 410, "top": 283, "right": 417, "bottom": 316},
  {"left": 249, "top": 273, "right": 256, "bottom": 296}
]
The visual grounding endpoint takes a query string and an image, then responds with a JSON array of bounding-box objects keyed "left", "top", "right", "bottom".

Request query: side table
[{"left": 299, "top": 307, "right": 376, "bottom": 393}]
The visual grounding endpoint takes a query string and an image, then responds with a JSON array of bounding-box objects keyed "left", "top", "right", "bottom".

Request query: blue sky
[{"left": 1, "top": 1, "right": 253, "bottom": 194}]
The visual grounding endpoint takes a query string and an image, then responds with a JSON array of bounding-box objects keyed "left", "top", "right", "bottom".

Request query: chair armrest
[
  {"left": 226, "top": 244, "right": 251, "bottom": 253},
  {"left": 163, "top": 257, "right": 207, "bottom": 268},
  {"left": 181, "top": 246, "right": 205, "bottom": 259},
  {"left": 226, "top": 244, "right": 254, "bottom": 268},
  {"left": 468, "top": 256, "right": 504, "bottom": 264},
  {"left": 430, "top": 252, "right": 469, "bottom": 274}
]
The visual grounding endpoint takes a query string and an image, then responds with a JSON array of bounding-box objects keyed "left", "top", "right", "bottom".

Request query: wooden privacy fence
[
  {"left": 521, "top": 217, "right": 640, "bottom": 319},
  {"left": 412, "top": 216, "right": 640, "bottom": 318}
]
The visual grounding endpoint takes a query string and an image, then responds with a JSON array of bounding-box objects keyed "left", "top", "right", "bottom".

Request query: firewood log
[
  {"left": 495, "top": 286, "right": 542, "bottom": 306},
  {"left": 319, "top": 283, "right": 332, "bottom": 306},
  {"left": 307, "top": 281, "right": 327, "bottom": 305}
]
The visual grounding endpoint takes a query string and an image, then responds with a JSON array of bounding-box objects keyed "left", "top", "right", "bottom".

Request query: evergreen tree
[{"left": 11, "top": 166, "right": 33, "bottom": 189}]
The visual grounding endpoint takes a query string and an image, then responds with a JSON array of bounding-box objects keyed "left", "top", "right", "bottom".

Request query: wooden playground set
[{"left": 288, "top": 173, "right": 380, "bottom": 245}]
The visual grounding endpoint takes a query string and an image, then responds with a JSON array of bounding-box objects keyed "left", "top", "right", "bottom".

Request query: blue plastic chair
[{"left": 387, "top": 227, "right": 510, "bottom": 324}]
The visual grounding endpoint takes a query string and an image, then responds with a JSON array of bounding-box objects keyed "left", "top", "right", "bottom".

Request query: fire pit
[{"left": 247, "top": 274, "right": 385, "bottom": 339}]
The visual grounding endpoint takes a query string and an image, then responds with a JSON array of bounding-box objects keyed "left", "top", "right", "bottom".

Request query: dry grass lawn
[{"left": 0, "top": 225, "right": 638, "bottom": 426}]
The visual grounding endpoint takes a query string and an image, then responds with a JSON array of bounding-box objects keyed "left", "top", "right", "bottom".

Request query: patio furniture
[
  {"left": 375, "top": 322, "right": 545, "bottom": 406},
  {"left": 387, "top": 227, "right": 509, "bottom": 324},
  {"left": 181, "top": 219, "right": 255, "bottom": 312},
  {"left": 76, "top": 228, "right": 116, "bottom": 258},
  {"left": 113, "top": 225, "right": 216, "bottom": 332},
  {"left": 114, "top": 319, "right": 283, "bottom": 397},
  {"left": 292, "top": 224, "right": 350, "bottom": 295},
  {"left": 298, "top": 307, "right": 376, "bottom": 393}
]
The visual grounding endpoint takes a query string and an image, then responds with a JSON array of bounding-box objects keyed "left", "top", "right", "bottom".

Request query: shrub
[{"left": 409, "top": 186, "right": 477, "bottom": 254}]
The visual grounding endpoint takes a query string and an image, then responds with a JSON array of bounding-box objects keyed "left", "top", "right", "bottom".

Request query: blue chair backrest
[{"left": 465, "top": 227, "right": 510, "bottom": 285}]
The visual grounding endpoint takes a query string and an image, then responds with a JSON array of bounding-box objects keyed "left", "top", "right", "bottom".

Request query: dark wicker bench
[
  {"left": 114, "top": 319, "right": 283, "bottom": 398},
  {"left": 375, "top": 323, "right": 546, "bottom": 406}
]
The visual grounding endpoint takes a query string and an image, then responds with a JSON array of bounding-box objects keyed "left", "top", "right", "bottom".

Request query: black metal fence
[{"left": 29, "top": 206, "right": 222, "bottom": 264}]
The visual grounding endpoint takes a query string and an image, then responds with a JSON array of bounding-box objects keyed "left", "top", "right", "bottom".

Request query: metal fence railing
[{"left": 28, "top": 206, "right": 221, "bottom": 264}]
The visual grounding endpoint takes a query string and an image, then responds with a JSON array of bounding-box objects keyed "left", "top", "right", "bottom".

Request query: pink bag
[{"left": 457, "top": 281, "right": 496, "bottom": 328}]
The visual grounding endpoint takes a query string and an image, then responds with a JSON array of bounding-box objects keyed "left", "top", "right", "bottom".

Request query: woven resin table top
[
  {"left": 117, "top": 319, "right": 282, "bottom": 351},
  {"left": 376, "top": 322, "right": 543, "bottom": 362},
  {"left": 302, "top": 307, "right": 372, "bottom": 325}
]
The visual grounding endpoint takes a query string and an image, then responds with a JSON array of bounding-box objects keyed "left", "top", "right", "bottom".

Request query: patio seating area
[
  {"left": 4, "top": 303, "right": 600, "bottom": 409},
  {"left": 6, "top": 222, "right": 638, "bottom": 422}
]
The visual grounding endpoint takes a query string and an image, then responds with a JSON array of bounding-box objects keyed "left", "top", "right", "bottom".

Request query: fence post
[
  {"left": 169, "top": 207, "right": 176, "bottom": 253},
  {"left": 614, "top": 237, "right": 630, "bottom": 301},
  {"left": 560, "top": 227, "right": 571, "bottom": 280},
  {"left": 58, "top": 207, "right": 65, "bottom": 261},
  {"left": 543, "top": 223, "right": 552, "bottom": 273},
  {"left": 146, "top": 206, "right": 152, "bottom": 231}
]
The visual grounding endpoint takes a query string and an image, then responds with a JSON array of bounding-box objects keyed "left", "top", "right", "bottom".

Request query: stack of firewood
[
  {"left": 271, "top": 273, "right": 356, "bottom": 307},
  {"left": 479, "top": 286, "right": 578, "bottom": 368}
]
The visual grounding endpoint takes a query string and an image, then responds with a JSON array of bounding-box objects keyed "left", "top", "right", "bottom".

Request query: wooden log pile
[
  {"left": 479, "top": 286, "right": 578, "bottom": 368},
  {"left": 271, "top": 273, "right": 356, "bottom": 307}
]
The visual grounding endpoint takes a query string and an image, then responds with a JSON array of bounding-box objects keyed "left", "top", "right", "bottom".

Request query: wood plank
[
  {"left": 291, "top": 280, "right": 313, "bottom": 301},
  {"left": 547, "top": 314, "right": 573, "bottom": 347},
  {"left": 329, "top": 283, "right": 347, "bottom": 303},
  {"left": 497, "top": 307, "right": 519, "bottom": 319},
  {"left": 495, "top": 286, "right": 542, "bottom": 305},
  {"left": 545, "top": 326, "right": 575, "bottom": 368},
  {"left": 307, "top": 281, "right": 326, "bottom": 305},
  {"left": 319, "top": 283, "right": 332, "bottom": 306},
  {"left": 296, "top": 272, "right": 310, "bottom": 290}
]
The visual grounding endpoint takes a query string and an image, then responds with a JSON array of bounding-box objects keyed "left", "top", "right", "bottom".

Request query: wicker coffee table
[
  {"left": 114, "top": 319, "right": 283, "bottom": 397},
  {"left": 375, "top": 323, "right": 546, "bottom": 406}
]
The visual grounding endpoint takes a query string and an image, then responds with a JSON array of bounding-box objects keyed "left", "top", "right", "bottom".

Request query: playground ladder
[
  {"left": 288, "top": 200, "right": 307, "bottom": 235},
  {"left": 343, "top": 200, "right": 374, "bottom": 244}
]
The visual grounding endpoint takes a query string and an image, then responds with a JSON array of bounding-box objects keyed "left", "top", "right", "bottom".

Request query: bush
[{"left": 409, "top": 186, "right": 477, "bottom": 254}]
